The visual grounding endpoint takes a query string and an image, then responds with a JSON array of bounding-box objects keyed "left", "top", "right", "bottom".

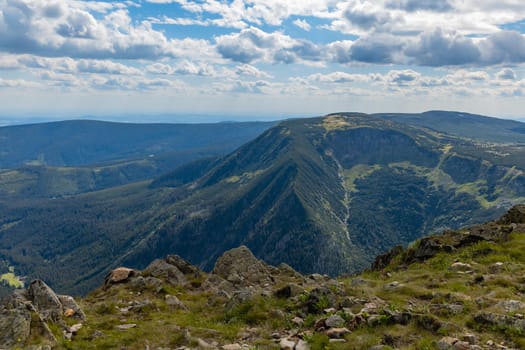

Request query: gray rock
[
  {"left": 221, "top": 344, "right": 242, "bottom": 350},
  {"left": 116, "top": 323, "right": 137, "bottom": 330},
  {"left": 449, "top": 262, "right": 473, "bottom": 272},
  {"left": 497, "top": 300, "right": 525, "bottom": 313},
  {"left": 27, "top": 280, "right": 63, "bottom": 323},
  {"left": 143, "top": 259, "right": 187, "bottom": 287},
  {"left": 166, "top": 255, "right": 201, "bottom": 276},
  {"left": 104, "top": 267, "right": 136, "bottom": 287},
  {"left": 325, "top": 314, "right": 345, "bottom": 328},
  {"left": 295, "top": 339, "right": 309, "bottom": 350},
  {"left": 436, "top": 336, "right": 458, "bottom": 350},
  {"left": 58, "top": 294, "right": 86, "bottom": 321},
  {"left": 474, "top": 312, "right": 525, "bottom": 332},
  {"left": 279, "top": 338, "right": 295, "bottom": 350},
  {"left": 325, "top": 327, "right": 351, "bottom": 339},
  {"left": 0, "top": 298, "right": 31, "bottom": 348},
  {"left": 212, "top": 246, "right": 273, "bottom": 287},
  {"left": 165, "top": 295, "right": 188, "bottom": 310}
]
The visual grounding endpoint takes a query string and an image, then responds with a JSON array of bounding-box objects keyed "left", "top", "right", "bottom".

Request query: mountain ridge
[{"left": 1, "top": 112, "right": 525, "bottom": 295}]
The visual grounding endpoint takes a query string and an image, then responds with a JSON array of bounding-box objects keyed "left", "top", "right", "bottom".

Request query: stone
[
  {"left": 497, "top": 300, "right": 525, "bottom": 313},
  {"left": 143, "top": 259, "right": 186, "bottom": 287},
  {"left": 0, "top": 298, "right": 32, "bottom": 348},
  {"left": 450, "top": 262, "right": 473, "bottom": 272},
  {"left": 196, "top": 338, "right": 215, "bottom": 349},
  {"left": 221, "top": 343, "right": 242, "bottom": 350},
  {"left": 116, "top": 324, "right": 137, "bottom": 330},
  {"left": 166, "top": 255, "right": 201, "bottom": 276},
  {"left": 212, "top": 246, "right": 273, "bottom": 287},
  {"left": 63, "top": 308, "right": 75, "bottom": 317},
  {"left": 474, "top": 312, "right": 525, "bottom": 332},
  {"left": 69, "top": 323, "right": 82, "bottom": 334},
  {"left": 461, "top": 333, "right": 477, "bottom": 345},
  {"left": 165, "top": 295, "right": 188, "bottom": 310},
  {"left": 325, "top": 314, "right": 345, "bottom": 328},
  {"left": 437, "top": 337, "right": 459, "bottom": 350},
  {"left": 58, "top": 294, "right": 86, "bottom": 321},
  {"left": 325, "top": 327, "right": 351, "bottom": 339},
  {"left": 279, "top": 338, "right": 296, "bottom": 350},
  {"left": 452, "top": 341, "right": 470, "bottom": 350},
  {"left": 295, "top": 339, "right": 309, "bottom": 350},
  {"left": 291, "top": 317, "right": 304, "bottom": 326},
  {"left": 27, "top": 280, "right": 64, "bottom": 323},
  {"left": 104, "top": 267, "right": 136, "bottom": 287}
]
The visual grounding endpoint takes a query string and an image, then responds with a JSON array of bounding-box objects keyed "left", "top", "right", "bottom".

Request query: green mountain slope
[
  {"left": 2, "top": 206, "right": 525, "bottom": 350},
  {"left": 1, "top": 113, "right": 525, "bottom": 295},
  {"left": 374, "top": 111, "right": 525, "bottom": 143},
  {"left": 0, "top": 120, "right": 274, "bottom": 168}
]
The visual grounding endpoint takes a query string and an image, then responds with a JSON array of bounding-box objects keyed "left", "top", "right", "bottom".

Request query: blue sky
[{"left": 0, "top": 0, "right": 525, "bottom": 121}]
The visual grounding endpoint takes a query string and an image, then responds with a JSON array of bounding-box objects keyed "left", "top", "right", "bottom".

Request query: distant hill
[
  {"left": 1, "top": 112, "right": 524, "bottom": 295},
  {"left": 374, "top": 111, "right": 525, "bottom": 143},
  {"left": 0, "top": 120, "right": 274, "bottom": 169}
]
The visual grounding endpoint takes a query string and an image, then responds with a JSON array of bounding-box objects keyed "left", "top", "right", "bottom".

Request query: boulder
[
  {"left": 212, "top": 246, "right": 273, "bottom": 287},
  {"left": 325, "top": 327, "right": 351, "bottom": 339},
  {"left": 143, "top": 259, "right": 186, "bottom": 287},
  {"left": 58, "top": 295, "right": 86, "bottom": 321},
  {"left": 27, "top": 280, "right": 63, "bottom": 322},
  {"left": 0, "top": 297, "right": 31, "bottom": 348},
  {"left": 325, "top": 314, "right": 345, "bottom": 328},
  {"left": 165, "top": 255, "right": 201, "bottom": 276},
  {"left": 165, "top": 295, "right": 188, "bottom": 310},
  {"left": 104, "top": 267, "right": 136, "bottom": 287}
]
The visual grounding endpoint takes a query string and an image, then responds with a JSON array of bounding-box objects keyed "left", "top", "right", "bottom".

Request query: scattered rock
[
  {"left": 116, "top": 324, "right": 137, "bottom": 330},
  {"left": 196, "top": 338, "right": 215, "bottom": 349},
  {"left": 450, "top": 262, "right": 473, "bottom": 272},
  {"left": 58, "top": 294, "right": 86, "bottom": 321},
  {"left": 279, "top": 338, "right": 296, "bottom": 350},
  {"left": 27, "top": 280, "right": 63, "bottom": 322},
  {"left": 497, "top": 300, "right": 525, "bottom": 313},
  {"left": 212, "top": 246, "right": 273, "bottom": 287},
  {"left": 292, "top": 317, "right": 304, "bottom": 326},
  {"left": 474, "top": 312, "right": 525, "bottom": 332},
  {"left": 437, "top": 337, "right": 459, "bottom": 350},
  {"left": 143, "top": 259, "right": 187, "bottom": 287},
  {"left": 325, "top": 314, "right": 345, "bottom": 328},
  {"left": 221, "top": 343, "right": 242, "bottom": 350},
  {"left": 325, "top": 327, "right": 351, "bottom": 339},
  {"left": 104, "top": 267, "right": 136, "bottom": 287},
  {"left": 462, "top": 334, "right": 477, "bottom": 345},
  {"left": 165, "top": 295, "right": 188, "bottom": 310},
  {"left": 69, "top": 323, "right": 82, "bottom": 334},
  {"left": 384, "top": 281, "right": 402, "bottom": 290}
]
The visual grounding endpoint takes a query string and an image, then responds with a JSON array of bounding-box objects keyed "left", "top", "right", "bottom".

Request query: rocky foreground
[{"left": 1, "top": 205, "right": 525, "bottom": 350}]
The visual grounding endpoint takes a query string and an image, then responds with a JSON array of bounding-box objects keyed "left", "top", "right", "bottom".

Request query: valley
[{"left": 0, "top": 112, "right": 524, "bottom": 296}]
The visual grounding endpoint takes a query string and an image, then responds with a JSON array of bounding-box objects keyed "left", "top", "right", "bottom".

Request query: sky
[{"left": 0, "top": 0, "right": 525, "bottom": 122}]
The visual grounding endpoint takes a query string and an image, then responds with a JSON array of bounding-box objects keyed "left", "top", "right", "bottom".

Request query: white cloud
[{"left": 293, "top": 19, "right": 311, "bottom": 31}]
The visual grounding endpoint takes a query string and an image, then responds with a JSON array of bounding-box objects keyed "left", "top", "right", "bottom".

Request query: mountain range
[{"left": 0, "top": 112, "right": 524, "bottom": 295}]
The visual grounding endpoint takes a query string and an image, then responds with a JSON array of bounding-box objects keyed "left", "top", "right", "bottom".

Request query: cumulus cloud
[
  {"left": 215, "top": 27, "right": 322, "bottom": 64},
  {"left": 293, "top": 19, "right": 311, "bottom": 31},
  {"left": 0, "top": 0, "right": 216, "bottom": 60},
  {"left": 387, "top": 0, "right": 453, "bottom": 12},
  {"left": 497, "top": 68, "right": 517, "bottom": 80}
]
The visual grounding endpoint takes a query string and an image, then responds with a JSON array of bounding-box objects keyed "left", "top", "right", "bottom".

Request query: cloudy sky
[{"left": 1, "top": 0, "right": 525, "bottom": 121}]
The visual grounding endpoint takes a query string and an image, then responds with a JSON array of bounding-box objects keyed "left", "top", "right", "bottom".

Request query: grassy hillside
[
  {"left": 374, "top": 111, "right": 525, "bottom": 144},
  {"left": 3, "top": 206, "right": 524, "bottom": 350}
]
